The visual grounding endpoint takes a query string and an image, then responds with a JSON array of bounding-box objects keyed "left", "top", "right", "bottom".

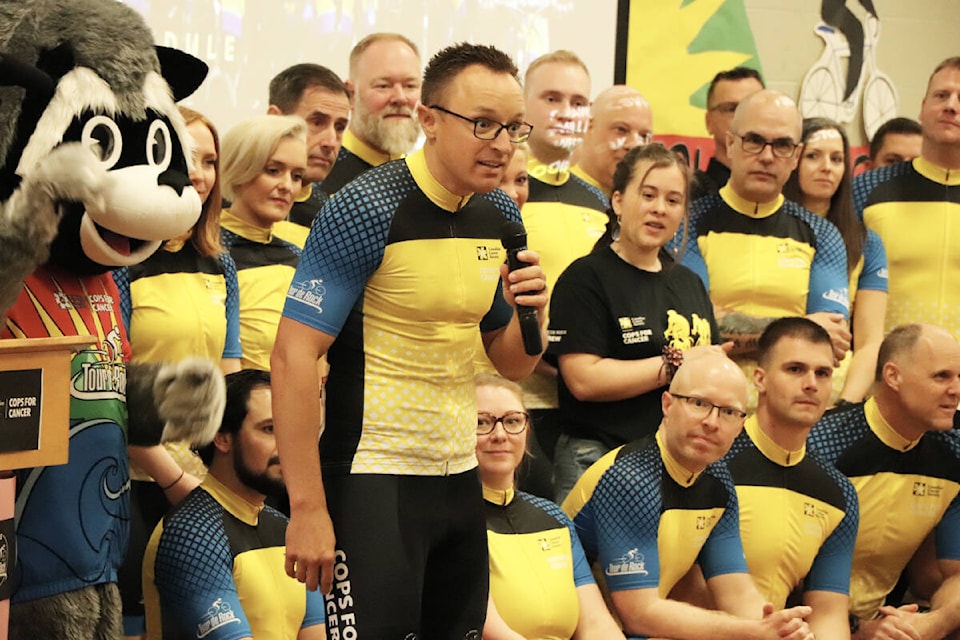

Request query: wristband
[{"left": 160, "top": 470, "right": 185, "bottom": 491}]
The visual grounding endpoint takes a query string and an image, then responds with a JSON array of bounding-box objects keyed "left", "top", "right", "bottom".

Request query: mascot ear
[{"left": 155, "top": 46, "right": 207, "bottom": 102}]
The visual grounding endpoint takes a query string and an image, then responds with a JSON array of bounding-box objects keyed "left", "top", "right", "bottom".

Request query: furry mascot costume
[{"left": 0, "top": 1, "right": 226, "bottom": 637}]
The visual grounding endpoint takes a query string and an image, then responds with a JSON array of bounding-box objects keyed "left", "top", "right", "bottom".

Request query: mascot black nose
[{"left": 157, "top": 168, "right": 192, "bottom": 196}]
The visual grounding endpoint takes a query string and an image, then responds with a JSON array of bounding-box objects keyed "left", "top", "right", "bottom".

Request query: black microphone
[{"left": 501, "top": 221, "right": 543, "bottom": 356}]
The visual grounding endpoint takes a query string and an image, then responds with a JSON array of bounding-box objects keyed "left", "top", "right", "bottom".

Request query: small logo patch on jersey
[
  {"left": 822, "top": 288, "right": 850, "bottom": 309},
  {"left": 197, "top": 598, "right": 240, "bottom": 638},
  {"left": 475, "top": 245, "right": 503, "bottom": 262},
  {"left": 606, "top": 549, "right": 649, "bottom": 576},
  {"left": 287, "top": 278, "right": 326, "bottom": 313},
  {"left": 912, "top": 481, "right": 941, "bottom": 497}
]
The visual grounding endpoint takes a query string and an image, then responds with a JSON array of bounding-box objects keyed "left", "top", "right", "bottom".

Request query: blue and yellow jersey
[
  {"left": 114, "top": 242, "right": 241, "bottom": 364},
  {"left": 516, "top": 157, "right": 609, "bottom": 408},
  {"left": 853, "top": 157, "right": 960, "bottom": 336},
  {"left": 725, "top": 416, "right": 858, "bottom": 607},
  {"left": 284, "top": 149, "right": 518, "bottom": 476},
  {"left": 144, "top": 475, "right": 324, "bottom": 640},
  {"left": 484, "top": 486, "right": 594, "bottom": 640},
  {"left": 562, "top": 433, "right": 747, "bottom": 596},
  {"left": 220, "top": 211, "right": 301, "bottom": 371},
  {"left": 675, "top": 185, "right": 849, "bottom": 319},
  {"left": 809, "top": 400, "right": 960, "bottom": 619}
]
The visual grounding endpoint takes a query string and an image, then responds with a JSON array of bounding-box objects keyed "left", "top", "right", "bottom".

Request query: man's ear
[
  {"left": 266, "top": 104, "right": 282, "bottom": 115},
  {"left": 662, "top": 390, "right": 674, "bottom": 415},
  {"left": 753, "top": 365, "right": 766, "bottom": 395},
  {"left": 344, "top": 79, "right": 356, "bottom": 105},
  {"left": 419, "top": 103, "right": 438, "bottom": 141},
  {"left": 789, "top": 142, "right": 803, "bottom": 171},
  {"left": 882, "top": 361, "right": 902, "bottom": 391},
  {"left": 214, "top": 431, "right": 232, "bottom": 456}
]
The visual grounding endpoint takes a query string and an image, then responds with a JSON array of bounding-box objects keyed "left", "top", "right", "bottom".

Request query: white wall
[{"left": 121, "top": 0, "right": 618, "bottom": 132}]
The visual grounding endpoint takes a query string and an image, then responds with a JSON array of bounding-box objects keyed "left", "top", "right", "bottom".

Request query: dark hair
[
  {"left": 756, "top": 317, "right": 832, "bottom": 367},
  {"left": 783, "top": 117, "right": 862, "bottom": 275},
  {"left": 869, "top": 117, "right": 921, "bottom": 159},
  {"left": 706, "top": 67, "right": 765, "bottom": 107},
  {"left": 269, "top": 63, "right": 349, "bottom": 113},
  {"left": 196, "top": 369, "right": 271, "bottom": 466},
  {"left": 421, "top": 42, "right": 518, "bottom": 106},
  {"left": 594, "top": 143, "right": 691, "bottom": 251},
  {"left": 875, "top": 324, "right": 924, "bottom": 381}
]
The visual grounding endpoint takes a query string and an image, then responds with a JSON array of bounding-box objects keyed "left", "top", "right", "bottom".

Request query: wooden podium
[{"left": 0, "top": 335, "right": 94, "bottom": 639}]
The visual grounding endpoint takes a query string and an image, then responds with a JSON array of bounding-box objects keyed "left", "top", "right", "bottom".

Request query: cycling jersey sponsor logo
[
  {"left": 619, "top": 314, "right": 653, "bottom": 345},
  {"left": 288, "top": 278, "right": 326, "bottom": 313},
  {"left": 821, "top": 288, "right": 849, "bottom": 309},
  {"left": 605, "top": 548, "right": 649, "bottom": 576},
  {"left": 913, "top": 481, "right": 942, "bottom": 497},
  {"left": 196, "top": 598, "right": 240, "bottom": 638},
  {"left": 71, "top": 326, "right": 126, "bottom": 402},
  {"left": 476, "top": 245, "right": 504, "bottom": 262}
]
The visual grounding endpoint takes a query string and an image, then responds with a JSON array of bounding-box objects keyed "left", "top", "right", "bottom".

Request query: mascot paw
[
  {"left": 154, "top": 358, "right": 226, "bottom": 446},
  {"left": 31, "top": 143, "right": 108, "bottom": 213}
]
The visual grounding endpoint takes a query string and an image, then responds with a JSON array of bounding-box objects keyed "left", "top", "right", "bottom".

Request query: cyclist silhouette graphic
[
  {"left": 799, "top": 0, "right": 896, "bottom": 138},
  {"left": 822, "top": 0, "right": 877, "bottom": 102}
]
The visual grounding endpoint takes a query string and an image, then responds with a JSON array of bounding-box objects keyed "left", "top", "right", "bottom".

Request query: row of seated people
[{"left": 143, "top": 318, "right": 960, "bottom": 640}]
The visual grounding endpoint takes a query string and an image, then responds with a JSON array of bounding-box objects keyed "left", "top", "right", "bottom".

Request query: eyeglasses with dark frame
[
  {"left": 731, "top": 132, "right": 799, "bottom": 158},
  {"left": 670, "top": 393, "right": 747, "bottom": 425},
  {"left": 477, "top": 411, "right": 529, "bottom": 435},
  {"left": 429, "top": 105, "right": 533, "bottom": 143}
]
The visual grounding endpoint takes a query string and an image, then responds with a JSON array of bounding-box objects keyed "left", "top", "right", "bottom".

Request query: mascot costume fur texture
[{"left": 0, "top": 1, "right": 225, "bottom": 637}]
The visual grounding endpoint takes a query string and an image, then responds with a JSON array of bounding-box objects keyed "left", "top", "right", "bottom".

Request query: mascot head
[{"left": 0, "top": 0, "right": 207, "bottom": 274}]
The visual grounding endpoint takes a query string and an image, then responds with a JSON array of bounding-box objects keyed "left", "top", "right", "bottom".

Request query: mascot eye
[
  {"left": 147, "top": 120, "right": 172, "bottom": 171},
  {"left": 81, "top": 115, "right": 122, "bottom": 168}
]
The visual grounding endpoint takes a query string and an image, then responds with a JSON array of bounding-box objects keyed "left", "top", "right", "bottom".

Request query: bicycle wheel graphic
[
  {"left": 863, "top": 74, "right": 899, "bottom": 140},
  {"left": 799, "top": 66, "right": 841, "bottom": 120}
]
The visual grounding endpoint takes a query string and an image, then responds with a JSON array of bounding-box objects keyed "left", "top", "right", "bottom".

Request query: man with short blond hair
[
  {"left": 320, "top": 33, "right": 422, "bottom": 196},
  {"left": 572, "top": 85, "right": 653, "bottom": 197},
  {"left": 517, "top": 51, "right": 608, "bottom": 498},
  {"left": 853, "top": 57, "right": 960, "bottom": 339}
]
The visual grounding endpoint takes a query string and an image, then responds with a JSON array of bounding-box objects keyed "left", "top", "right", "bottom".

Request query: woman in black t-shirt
[{"left": 549, "top": 144, "right": 730, "bottom": 502}]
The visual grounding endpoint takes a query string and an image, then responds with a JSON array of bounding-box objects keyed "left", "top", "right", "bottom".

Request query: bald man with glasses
[
  {"left": 562, "top": 351, "right": 815, "bottom": 640},
  {"left": 668, "top": 90, "right": 851, "bottom": 409}
]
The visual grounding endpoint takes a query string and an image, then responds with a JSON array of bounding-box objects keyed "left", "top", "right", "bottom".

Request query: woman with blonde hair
[{"left": 218, "top": 114, "right": 308, "bottom": 371}]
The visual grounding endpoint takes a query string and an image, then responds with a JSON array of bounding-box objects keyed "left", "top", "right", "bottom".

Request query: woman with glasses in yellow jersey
[{"left": 475, "top": 374, "right": 623, "bottom": 640}]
